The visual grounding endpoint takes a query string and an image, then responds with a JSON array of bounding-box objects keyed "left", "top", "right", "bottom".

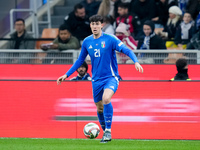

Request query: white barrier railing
[{"left": 0, "top": 49, "right": 199, "bottom": 64}]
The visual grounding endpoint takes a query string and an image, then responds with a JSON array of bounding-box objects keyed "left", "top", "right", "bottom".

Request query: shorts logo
[
  {"left": 101, "top": 41, "right": 105, "bottom": 48},
  {"left": 110, "top": 86, "right": 114, "bottom": 89}
]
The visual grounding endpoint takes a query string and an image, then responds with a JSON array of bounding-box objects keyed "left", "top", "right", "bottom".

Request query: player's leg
[
  {"left": 102, "top": 89, "right": 114, "bottom": 141},
  {"left": 102, "top": 77, "right": 119, "bottom": 141},
  {"left": 92, "top": 80, "right": 107, "bottom": 143},
  {"left": 95, "top": 100, "right": 108, "bottom": 143},
  {"left": 102, "top": 88, "right": 114, "bottom": 131},
  {"left": 95, "top": 100, "right": 105, "bottom": 131}
]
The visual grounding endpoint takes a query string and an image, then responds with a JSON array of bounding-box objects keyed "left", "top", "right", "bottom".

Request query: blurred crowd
[{"left": 5, "top": 0, "right": 200, "bottom": 64}]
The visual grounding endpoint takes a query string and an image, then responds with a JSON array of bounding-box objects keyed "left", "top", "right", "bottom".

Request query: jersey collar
[{"left": 92, "top": 31, "right": 104, "bottom": 39}]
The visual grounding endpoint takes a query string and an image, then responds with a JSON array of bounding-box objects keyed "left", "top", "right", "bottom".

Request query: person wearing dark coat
[
  {"left": 174, "top": 12, "right": 196, "bottom": 49},
  {"left": 157, "top": 6, "right": 182, "bottom": 48},
  {"left": 153, "top": 0, "right": 173, "bottom": 27},
  {"left": 137, "top": 20, "right": 166, "bottom": 64},
  {"left": 137, "top": 20, "right": 166, "bottom": 50},
  {"left": 64, "top": 3, "right": 92, "bottom": 42},
  {"left": 171, "top": 58, "right": 191, "bottom": 81},
  {"left": 131, "top": 0, "right": 156, "bottom": 26}
]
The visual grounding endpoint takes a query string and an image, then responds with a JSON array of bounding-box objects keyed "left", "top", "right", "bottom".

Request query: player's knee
[
  {"left": 102, "top": 96, "right": 111, "bottom": 104},
  {"left": 97, "top": 105, "right": 103, "bottom": 113},
  {"left": 96, "top": 102, "right": 104, "bottom": 113}
]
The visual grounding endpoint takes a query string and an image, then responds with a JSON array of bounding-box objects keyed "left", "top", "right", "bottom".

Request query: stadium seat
[
  {"left": 36, "top": 28, "right": 59, "bottom": 49},
  {"left": 34, "top": 28, "right": 59, "bottom": 64}
]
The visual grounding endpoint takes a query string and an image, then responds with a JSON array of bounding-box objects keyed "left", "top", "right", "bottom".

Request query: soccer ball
[{"left": 83, "top": 122, "right": 100, "bottom": 139}]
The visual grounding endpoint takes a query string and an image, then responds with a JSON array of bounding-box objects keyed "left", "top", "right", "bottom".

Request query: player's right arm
[{"left": 57, "top": 41, "right": 88, "bottom": 85}]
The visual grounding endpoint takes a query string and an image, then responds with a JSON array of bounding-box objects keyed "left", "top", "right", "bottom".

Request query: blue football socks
[
  {"left": 103, "top": 102, "right": 113, "bottom": 130},
  {"left": 97, "top": 111, "right": 105, "bottom": 131}
]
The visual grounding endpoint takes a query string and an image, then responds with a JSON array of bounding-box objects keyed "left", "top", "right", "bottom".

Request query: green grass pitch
[{"left": 0, "top": 138, "right": 200, "bottom": 150}]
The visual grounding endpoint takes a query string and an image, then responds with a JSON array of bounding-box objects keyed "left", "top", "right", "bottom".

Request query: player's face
[
  {"left": 183, "top": 13, "right": 192, "bottom": 24},
  {"left": 143, "top": 25, "right": 152, "bottom": 36},
  {"left": 15, "top": 21, "right": 25, "bottom": 33},
  {"left": 59, "top": 30, "right": 71, "bottom": 41},
  {"left": 77, "top": 66, "right": 87, "bottom": 76},
  {"left": 90, "top": 21, "right": 103, "bottom": 36}
]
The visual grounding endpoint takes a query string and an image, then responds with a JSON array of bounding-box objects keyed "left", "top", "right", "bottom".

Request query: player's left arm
[
  {"left": 57, "top": 42, "right": 88, "bottom": 85},
  {"left": 112, "top": 36, "right": 143, "bottom": 73}
]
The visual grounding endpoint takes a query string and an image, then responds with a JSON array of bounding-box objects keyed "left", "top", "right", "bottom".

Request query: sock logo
[{"left": 105, "top": 120, "right": 111, "bottom": 123}]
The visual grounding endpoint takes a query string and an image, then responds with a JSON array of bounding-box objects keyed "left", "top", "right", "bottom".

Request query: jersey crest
[{"left": 101, "top": 41, "right": 105, "bottom": 48}]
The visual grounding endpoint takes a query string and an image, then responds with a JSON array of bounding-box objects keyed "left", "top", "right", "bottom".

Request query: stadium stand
[{"left": 39, "top": 0, "right": 82, "bottom": 34}]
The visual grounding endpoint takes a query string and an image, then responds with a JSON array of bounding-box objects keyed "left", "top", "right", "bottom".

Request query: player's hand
[
  {"left": 135, "top": 62, "right": 143, "bottom": 73},
  {"left": 57, "top": 74, "right": 68, "bottom": 85}
]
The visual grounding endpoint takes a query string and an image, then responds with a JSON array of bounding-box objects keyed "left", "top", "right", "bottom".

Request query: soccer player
[{"left": 57, "top": 15, "right": 143, "bottom": 143}]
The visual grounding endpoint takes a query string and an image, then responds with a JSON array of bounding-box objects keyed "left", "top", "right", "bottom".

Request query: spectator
[
  {"left": 115, "top": 22, "right": 138, "bottom": 63},
  {"left": 64, "top": 3, "right": 92, "bottom": 43},
  {"left": 7, "top": 18, "right": 35, "bottom": 49},
  {"left": 137, "top": 20, "right": 166, "bottom": 50},
  {"left": 115, "top": 22, "right": 137, "bottom": 50},
  {"left": 174, "top": 12, "right": 196, "bottom": 49},
  {"left": 7, "top": 18, "right": 35, "bottom": 64},
  {"left": 81, "top": 0, "right": 101, "bottom": 18},
  {"left": 40, "top": 24, "right": 80, "bottom": 64},
  {"left": 186, "top": 30, "right": 200, "bottom": 50},
  {"left": 70, "top": 61, "right": 92, "bottom": 81},
  {"left": 153, "top": 0, "right": 172, "bottom": 28},
  {"left": 97, "top": 0, "right": 120, "bottom": 19},
  {"left": 157, "top": 6, "right": 182, "bottom": 48},
  {"left": 102, "top": 16, "right": 115, "bottom": 34},
  {"left": 116, "top": 3, "right": 141, "bottom": 38},
  {"left": 171, "top": 58, "right": 191, "bottom": 80},
  {"left": 137, "top": 20, "right": 166, "bottom": 64},
  {"left": 40, "top": 24, "right": 80, "bottom": 51},
  {"left": 131, "top": 0, "right": 156, "bottom": 27}
]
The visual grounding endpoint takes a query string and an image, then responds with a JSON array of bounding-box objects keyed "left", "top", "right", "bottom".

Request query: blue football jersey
[{"left": 66, "top": 32, "right": 138, "bottom": 81}]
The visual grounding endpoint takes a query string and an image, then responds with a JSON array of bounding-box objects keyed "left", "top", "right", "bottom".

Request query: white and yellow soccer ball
[{"left": 83, "top": 122, "right": 100, "bottom": 139}]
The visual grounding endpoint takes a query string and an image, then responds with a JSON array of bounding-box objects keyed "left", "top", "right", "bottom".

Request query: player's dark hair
[
  {"left": 176, "top": 58, "right": 187, "bottom": 71},
  {"left": 74, "top": 3, "right": 84, "bottom": 12},
  {"left": 15, "top": 18, "right": 25, "bottom": 24},
  {"left": 118, "top": 3, "right": 129, "bottom": 9},
  {"left": 89, "top": 15, "right": 103, "bottom": 23},
  {"left": 59, "top": 24, "right": 71, "bottom": 33}
]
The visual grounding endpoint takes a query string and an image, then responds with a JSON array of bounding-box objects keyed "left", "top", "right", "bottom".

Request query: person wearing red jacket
[{"left": 115, "top": 22, "right": 138, "bottom": 63}]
